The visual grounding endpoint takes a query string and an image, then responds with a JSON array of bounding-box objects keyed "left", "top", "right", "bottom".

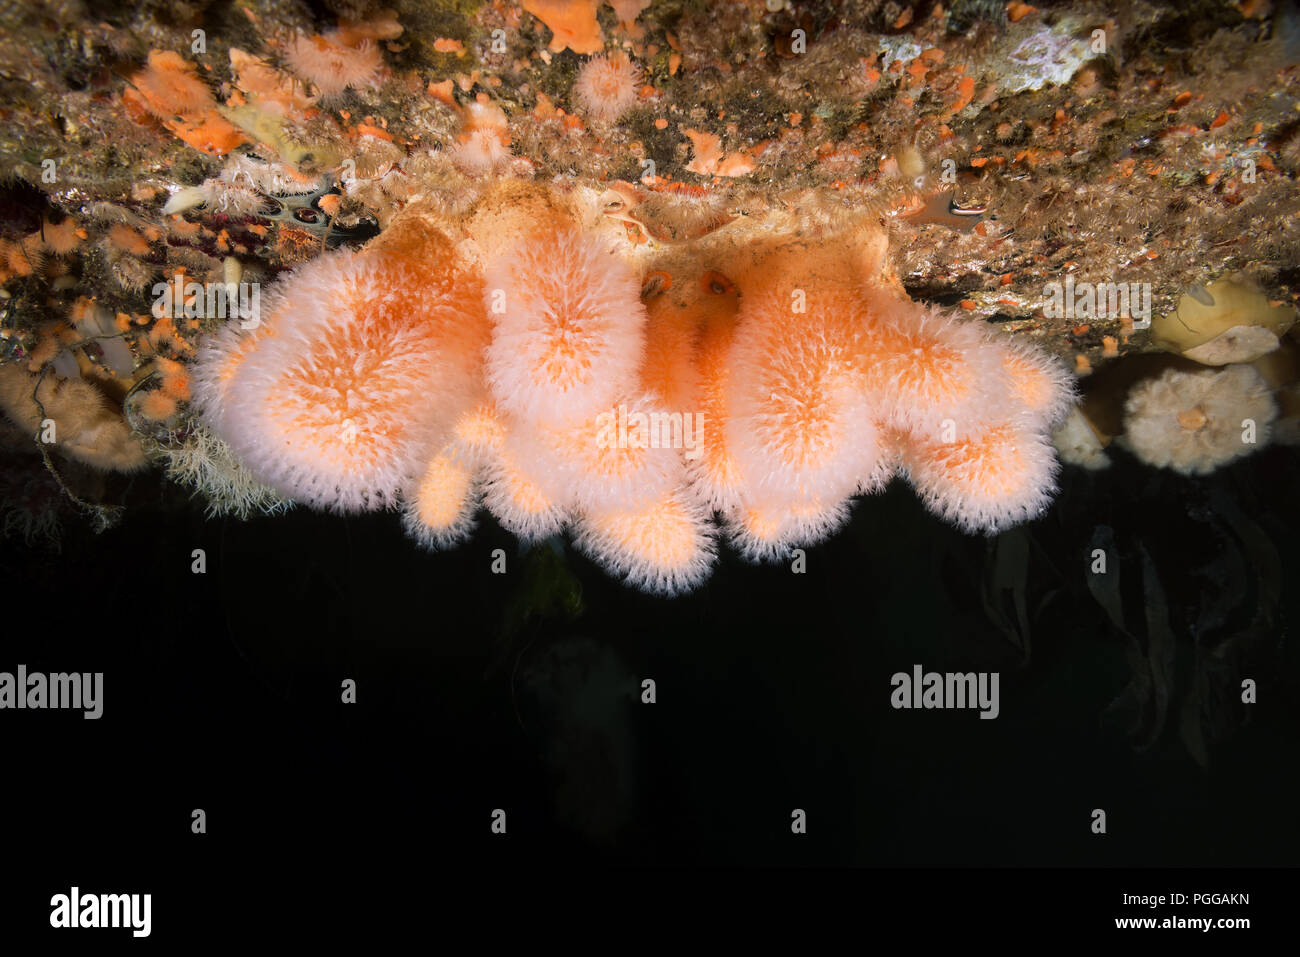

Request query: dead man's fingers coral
[{"left": 195, "top": 233, "right": 489, "bottom": 512}]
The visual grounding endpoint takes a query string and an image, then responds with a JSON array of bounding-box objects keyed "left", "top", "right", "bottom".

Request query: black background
[{"left": 1, "top": 442, "right": 1297, "bottom": 937}]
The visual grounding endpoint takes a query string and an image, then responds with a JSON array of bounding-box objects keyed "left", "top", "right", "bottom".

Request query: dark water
[{"left": 5, "top": 441, "right": 1298, "bottom": 878}]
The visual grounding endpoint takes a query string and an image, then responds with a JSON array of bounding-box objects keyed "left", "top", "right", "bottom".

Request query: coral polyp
[
  {"left": 572, "top": 52, "right": 643, "bottom": 124},
  {"left": 194, "top": 186, "right": 1074, "bottom": 594},
  {"left": 905, "top": 424, "right": 1059, "bottom": 535},
  {"left": 574, "top": 488, "right": 718, "bottom": 596}
]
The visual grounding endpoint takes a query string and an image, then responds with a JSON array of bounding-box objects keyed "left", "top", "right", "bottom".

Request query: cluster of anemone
[
  {"left": 194, "top": 186, "right": 1074, "bottom": 595},
  {"left": 1057, "top": 357, "right": 1284, "bottom": 476},
  {"left": 0, "top": 217, "right": 82, "bottom": 285},
  {"left": 1053, "top": 279, "right": 1297, "bottom": 475}
]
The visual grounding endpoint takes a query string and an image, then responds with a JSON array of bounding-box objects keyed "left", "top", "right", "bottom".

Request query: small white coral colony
[{"left": 1121, "top": 364, "right": 1277, "bottom": 475}]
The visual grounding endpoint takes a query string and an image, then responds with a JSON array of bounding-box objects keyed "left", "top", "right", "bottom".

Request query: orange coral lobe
[{"left": 414, "top": 452, "right": 475, "bottom": 528}]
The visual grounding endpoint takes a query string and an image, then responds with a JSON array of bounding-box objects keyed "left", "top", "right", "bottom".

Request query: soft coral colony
[
  {"left": 195, "top": 180, "right": 1074, "bottom": 595},
  {"left": 167, "top": 0, "right": 1073, "bottom": 601}
]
